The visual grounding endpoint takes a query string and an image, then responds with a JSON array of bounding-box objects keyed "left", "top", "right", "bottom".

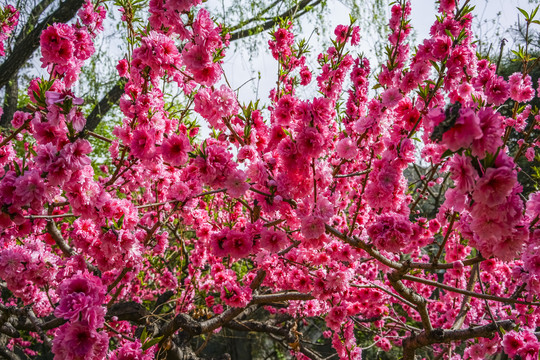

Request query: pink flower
[
  {"left": 13, "top": 169, "right": 47, "bottom": 208},
  {"left": 449, "top": 154, "right": 476, "bottom": 193},
  {"left": 300, "top": 66, "right": 312, "bottom": 85},
  {"left": 194, "top": 85, "right": 239, "bottom": 129},
  {"left": 116, "top": 59, "right": 129, "bottom": 77},
  {"left": 326, "top": 305, "right": 347, "bottom": 330},
  {"left": 131, "top": 127, "right": 156, "bottom": 160},
  {"left": 509, "top": 72, "right": 535, "bottom": 103},
  {"left": 55, "top": 293, "right": 93, "bottom": 321},
  {"left": 296, "top": 127, "right": 324, "bottom": 158},
  {"left": 210, "top": 229, "right": 230, "bottom": 257},
  {"left": 431, "top": 36, "right": 452, "bottom": 60},
  {"left": 221, "top": 280, "right": 252, "bottom": 307},
  {"left": 367, "top": 214, "right": 413, "bottom": 253},
  {"left": 193, "top": 143, "right": 234, "bottom": 187},
  {"left": 226, "top": 229, "right": 253, "bottom": 259},
  {"left": 273, "top": 94, "right": 297, "bottom": 125},
  {"left": 441, "top": 107, "right": 483, "bottom": 151},
  {"left": 336, "top": 138, "right": 358, "bottom": 160},
  {"left": 471, "top": 107, "right": 503, "bottom": 159},
  {"left": 301, "top": 215, "right": 326, "bottom": 240},
  {"left": 11, "top": 110, "right": 31, "bottom": 128},
  {"left": 52, "top": 321, "right": 109, "bottom": 360},
  {"left": 224, "top": 170, "right": 250, "bottom": 198},
  {"left": 503, "top": 331, "right": 525, "bottom": 358},
  {"left": 40, "top": 23, "right": 76, "bottom": 66},
  {"left": 161, "top": 134, "right": 191, "bottom": 166},
  {"left": 473, "top": 166, "right": 516, "bottom": 207},
  {"left": 109, "top": 340, "right": 151, "bottom": 360},
  {"left": 526, "top": 192, "right": 540, "bottom": 220},
  {"left": 260, "top": 228, "right": 287, "bottom": 253},
  {"left": 491, "top": 227, "right": 527, "bottom": 261},
  {"left": 439, "top": 0, "right": 456, "bottom": 13},
  {"left": 55, "top": 273, "right": 106, "bottom": 323},
  {"left": 311, "top": 97, "right": 334, "bottom": 125},
  {"left": 381, "top": 88, "right": 403, "bottom": 109},
  {"left": 485, "top": 75, "right": 510, "bottom": 106},
  {"left": 375, "top": 336, "right": 392, "bottom": 352},
  {"left": 467, "top": 344, "right": 486, "bottom": 360}
]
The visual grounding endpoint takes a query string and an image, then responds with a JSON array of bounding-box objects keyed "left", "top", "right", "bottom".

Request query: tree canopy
[{"left": 0, "top": 0, "right": 540, "bottom": 359}]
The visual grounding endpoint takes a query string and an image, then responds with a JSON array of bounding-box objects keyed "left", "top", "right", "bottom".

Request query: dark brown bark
[
  {"left": 84, "top": 80, "right": 126, "bottom": 132},
  {"left": 0, "top": 76, "right": 18, "bottom": 127}
]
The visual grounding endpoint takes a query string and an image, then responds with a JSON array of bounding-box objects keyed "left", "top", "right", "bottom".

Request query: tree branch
[
  {"left": 45, "top": 219, "right": 100, "bottom": 274},
  {"left": 229, "top": 0, "right": 323, "bottom": 41},
  {"left": 402, "top": 320, "right": 514, "bottom": 360},
  {"left": 402, "top": 274, "right": 540, "bottom": 306}
]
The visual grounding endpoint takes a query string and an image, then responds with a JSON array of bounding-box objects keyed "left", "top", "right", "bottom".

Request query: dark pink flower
[
  {"left": 260, "top": 228, "right": 287, "bottom": 253},
  {"left": 473, "top": 167, "right": 516, "bottom": 207},
  {"left": 441, "top": 107, "right": 483, "bottom": 151},
  {"left": 161, "top": 134, "right": 191, "bottom": 166},
  {"left": 52, "top": 321, "right": 109, "bottom": 360},
  {"left": 367, "top": 213, "right": 413, "bottom": 253}
]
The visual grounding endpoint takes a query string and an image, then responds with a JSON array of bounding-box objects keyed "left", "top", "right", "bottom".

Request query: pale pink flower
[
  {"left": 336, "top": 138, "right": 358, "bottom": 160},
  {"left": 381, "top": 88, "right": 403, "bottom": 109},
  {"left": 224, "top": 170, "right": 250, "bottom": 198}
]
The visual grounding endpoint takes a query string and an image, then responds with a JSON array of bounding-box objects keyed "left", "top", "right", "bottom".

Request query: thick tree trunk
[{"left": 0, "top": 76, "right": 18, "bottom": 128}]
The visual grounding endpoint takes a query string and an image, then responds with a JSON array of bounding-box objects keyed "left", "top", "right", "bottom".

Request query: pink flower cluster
[
  {"left": 182, "top": 9, "right": 227, "bottom": 86},
  {"left": 52, "top": 273, "right": 109, "bottom": 360},
  {"left": 194, "top": 85, "right": 240, "bottom": 129},
  {"left": 502, "top": 330, "right": 540, "bottom": 360},
  {"left": 40, "top": 18, "right": 100, "bottom": 87}
]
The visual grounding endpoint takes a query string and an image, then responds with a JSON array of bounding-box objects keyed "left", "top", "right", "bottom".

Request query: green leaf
[
  {"left": 517, "top": 7, "right": 530, "bottom": 20},
  {"left": 531, "top": 5, "right": 539, "bottom": 19},
  {"left": 140, "top": 327, "right": 148, "bottom": 343},
  {"left": 142, "top": 336, "right": 163, "bottom": 350},
  {"left": 115, "top": 214, "right": 125, "bottom": 230},
  {"left": 13, "top": 160, "right": 21, "bottom": 176},
  {"left": 441, "top": 149, "right": 454, "bottom": 159}
]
